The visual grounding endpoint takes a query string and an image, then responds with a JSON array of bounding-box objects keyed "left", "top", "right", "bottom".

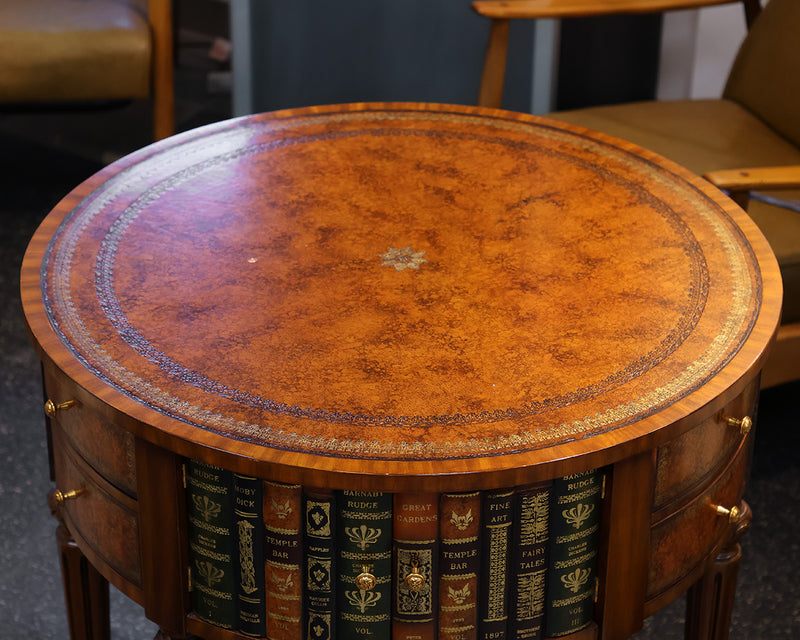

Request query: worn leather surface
[
  {"left": 553, "top": 99, "right": 800, "bottom": 324},
  {"left": 0, "top": 0, "right": 151, "bottom": 103},
  {"left": 28, "top": 104, "right": 775, "bottom": 464}
]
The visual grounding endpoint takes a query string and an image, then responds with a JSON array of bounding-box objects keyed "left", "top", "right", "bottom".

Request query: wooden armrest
[
  {"left": 703, "top": 166, "right": 800, "bottom": 210},
  {"left": 472, "top": 0, "right": 745, "bottom": 20},
  {"left": 703, "top": 166, "right": 800, "bottom": 192}
]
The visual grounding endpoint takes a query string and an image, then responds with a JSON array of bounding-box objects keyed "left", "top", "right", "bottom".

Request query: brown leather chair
[
  {"left": 0, "top": 0, "right": 175, "bottom": 141},
  {"left": 473, "top": 0, "right": 800, "bottom": 388}
]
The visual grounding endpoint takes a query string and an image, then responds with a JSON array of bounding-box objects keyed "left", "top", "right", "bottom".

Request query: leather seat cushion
[
  {"left": 551, "top": 98, "right": 800, "bottom": 324},
  {"left": 0, "top": 0, "right": 151, "bottom": 103}
]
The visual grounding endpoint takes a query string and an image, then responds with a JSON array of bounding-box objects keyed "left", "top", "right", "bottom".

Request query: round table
[{"left": 21, "top": 103, "right": 781, "bottom": 640}]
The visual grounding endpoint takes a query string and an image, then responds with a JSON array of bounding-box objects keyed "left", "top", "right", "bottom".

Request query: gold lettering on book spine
[
  {"left": 485, "top": 522, "right": 511, "bottom": 620},
  {"left": 237, "top": 519, "right": 257, "bottom": 595}
]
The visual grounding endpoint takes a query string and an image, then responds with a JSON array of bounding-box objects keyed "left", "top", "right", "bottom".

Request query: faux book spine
[
  {"left": 544, "top": 469, "right": 604, "bottom": 638},
  {"left": 509, "top": 482, "right": 551, "bottom": 640},
  {"left": 233, "top": 473, "right": 266, "bottom": 637},
  {"left": 337, "top": 490, "right": 393, "bottom": 639},
  {"left": 264, "top": 481, "right": 304, "bottom": 640},
  {"left": 478, "top": 488, "right": 515, "bottom": 640},
  {"left": 185, "top": 459, "right": 237, "bottom": 630},
  {"left": 392, "top": 492, "right": 439, "bottom": 640},
  {"left": 439, "top": 491, "right": 481, "bottom": 640},
  {"left": 304, "top": 487, "right": 337, "bottom": 640}
]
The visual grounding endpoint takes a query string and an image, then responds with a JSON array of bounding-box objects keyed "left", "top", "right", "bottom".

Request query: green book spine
[
  {"left": 186, "top": 459, "right": 237, "bottom": 629},
  {"left": 264, "top": 480, "right": 304, "bottom": 640},
  {"left": 336, "top": 490, "right": 393, "bottom": 639},
  {"left": 438, "top": 491, "right": 481, "bottom": 640},
  {"left": 478, "top": 488, "right": 514, "bottom": 640},
  {"left": 304, "top": 487, "right": 337, "bottom": 640},
  {"left": 544, "top": 469, "right": 604, "bottom": 638},
  {"left": 509, "top": 482, "right": 551, "bottom": 640},
  {"left": 234, "top": 473, "right": 266, "bottom": 637}
]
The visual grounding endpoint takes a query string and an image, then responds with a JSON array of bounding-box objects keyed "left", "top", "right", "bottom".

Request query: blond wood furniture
[
  {"left": 472, "top": 0, "right": 800, "bottom": 390},
  {"left": 473, "top": 0, "right": 761, "bottom": 111},
  {"left": 0, "top": 0, "right": 174, "bottom": 141},
  {"left": 22, "top": 103, "right": 781, "bottom": 640}
]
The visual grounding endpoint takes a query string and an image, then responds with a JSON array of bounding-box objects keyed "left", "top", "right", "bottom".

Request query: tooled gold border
[{"left": 42, "top": 107, "right": 759, "bottom": 460}]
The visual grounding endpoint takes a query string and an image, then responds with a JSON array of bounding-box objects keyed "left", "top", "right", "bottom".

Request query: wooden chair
[
  {"left": 0, "top": 0, "right": 175, "bottom": 141},
  {"left": 473, "top": 0, "right": 800, "bottom": 388}
]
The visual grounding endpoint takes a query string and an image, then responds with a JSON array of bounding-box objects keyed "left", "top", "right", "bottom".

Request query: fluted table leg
[
  {"left": 684, "top": 500, "right": 751, "bottom": 640},
  {"left": 55, "top": 523, "right": 110, "bottom": 640}
]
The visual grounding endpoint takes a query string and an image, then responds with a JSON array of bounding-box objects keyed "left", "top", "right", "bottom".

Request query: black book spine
[
  {"left": 233, "top": 473, "right": 266, "bottom": 637},
  {"left": 509, "top": 482, "right": 551, "bottom": 640},
  {"left": 336, "top": 490, "right": 393, "bottom": 639},
  {"left": 478, "top": 489, "right": 514, "bottom": 640},
  {"left": 304, "top": 487, "right": 337, "bottom": 640}
]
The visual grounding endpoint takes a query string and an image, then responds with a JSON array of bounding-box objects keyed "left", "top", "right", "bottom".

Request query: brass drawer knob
[
  {"left": 714, "top": 504, "right": 741, "bottom": 524},
  {"left": 52, "top": 488, "right": 84, "bottom": 507},
  {"left": 405, "top": 559, "right": 426, "bottom": 592},
  {"left": 355, "top": 566, "right": 377, "bottom": 591},
  {"left": 726, "top": 415, "right": 752, "bottom": 435},
  {"left": 44, "top": 399, "right": 76, "bottom": 418}
]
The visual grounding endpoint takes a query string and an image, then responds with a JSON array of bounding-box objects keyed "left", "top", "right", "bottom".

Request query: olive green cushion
[
  {"left": 724, "top": 0, "right": 800, "bottom": 150},
  {"left": 0, "top": 0, "right": 151, "bottom": 104},
  {"left": 551, "top": 98, "right": 800, "bottom": 324}
]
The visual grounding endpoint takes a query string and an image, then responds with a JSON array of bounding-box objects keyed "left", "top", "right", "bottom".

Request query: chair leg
[
  {"left": 478, "top": 18, "right": 510, "bottom": 109},
  {"left": 684, "top": 501, "right": 751, "bottom": 640},
  {"left": 149, "top": 0, "right": 176, "bottom": 140},
  {"left": 56, "top": 524, "right": 111, "bottom": 640},
  {"left": 153, "top": 92, "right": 176, "bottom": 142}
]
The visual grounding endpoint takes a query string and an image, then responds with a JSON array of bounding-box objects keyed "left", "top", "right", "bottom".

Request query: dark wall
[
  {"left": 556, "top": 15, "right": 663, "bottom": 110},
  {"left": 243, "top": 3, "right": 662, "bottom": 116},
  {"left": 247, "top": 1, "right": 534, "bottom": 114}
]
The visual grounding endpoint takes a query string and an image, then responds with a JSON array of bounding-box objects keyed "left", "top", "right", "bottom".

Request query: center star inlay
[{"left": 379, "top": 246, "right": 428, "bottom": 271}]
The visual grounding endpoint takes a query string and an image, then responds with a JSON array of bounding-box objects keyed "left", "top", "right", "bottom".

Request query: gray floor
[{"left": 1, "top": 55, "right": 798, "bottom": 640}]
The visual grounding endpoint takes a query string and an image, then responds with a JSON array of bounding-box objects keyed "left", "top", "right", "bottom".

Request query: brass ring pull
[
  {"left": 44, "top": 399, "right": 77, "bottom": 418},
  {"left": 713, "top": 504, "right": 741, "bottom": 524},
  {"left": 52, "top": 488, "right": 84, "bottom": 507},
  {"left": 404, "top": 558, "right": 426, "bottom": 592},
  {"left": 355, "top": 565, "right": 377, "bottom": 591},
  {"left": 726, "top": 415, "right": 752, "bottom": 436}
]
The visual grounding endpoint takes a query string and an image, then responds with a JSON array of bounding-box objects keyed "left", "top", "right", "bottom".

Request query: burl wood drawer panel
[
  {"left": 51, "top": 423, "right": 142, "bottom": 589},
  {"left": 653, "top": 381, "right": 756, "bottom": 513},
  {"left": 44, "top": 366, "right": 137, "bottom": 497},
  {"left": 646, "top": 434, "right": 751, "bottom": 599}
]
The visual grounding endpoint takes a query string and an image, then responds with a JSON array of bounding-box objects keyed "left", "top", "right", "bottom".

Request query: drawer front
[
  {"left": 52, "top": 423, "right": 142, "bottom": 589},
  {"left": 653, "top": 381, "right": 756, "bottom": 514},
  {"left": 44, "top": 365, "right": 137, "bottom": 496},
  {"left": 646, "top": 434, "right": 751, "bottom": 599}
]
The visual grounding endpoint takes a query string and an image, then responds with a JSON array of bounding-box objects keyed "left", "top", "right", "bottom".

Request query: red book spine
[
  {"left": 392, "top": 492, "right": 440, "bottom": 640},
  {"left": 263, "top": 481, "right": 303, "bottom": 640},
  {"left": 439, "top": 491, "right": 481, "bottom": 640}
]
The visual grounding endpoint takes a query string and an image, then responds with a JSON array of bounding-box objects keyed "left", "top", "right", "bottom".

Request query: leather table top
[{"left": 23, "top": 103, "right": 781, "bottom": 477}]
